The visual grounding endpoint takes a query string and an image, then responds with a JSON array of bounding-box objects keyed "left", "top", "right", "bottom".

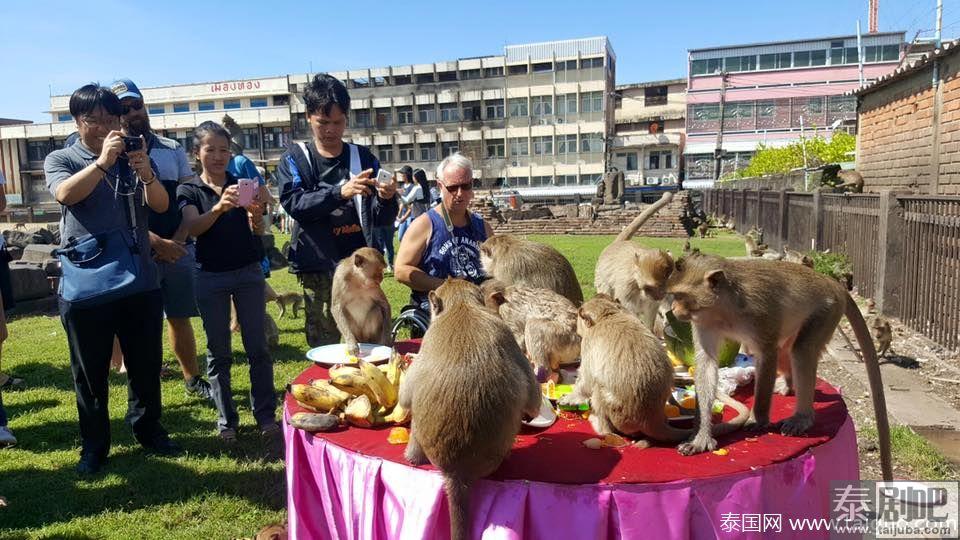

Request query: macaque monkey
[
  {"left": 274, "top": 292, "right": 304, "bottom": 319},
  {"left": 666, "top": 254, "right": 893, "bottom": 481},
  {"left": 872, "top": 316, "right": 893, "bottom": 358},
  {"left": 865, "top": 298, "right": 877, "bottom": 315},
  {"left": 331, "top": 247, "right": 392, "bottom": 354},
  {"left": 683, "top": 240, "right": 692, "bottom": 254},
  {"left": 559, "top": 295, "right": 747, "bottom": 443},
  {"left": 836, "top": 170, "right": 864, "bottom": 193},
  {"left": 781, "top": 245, "right": 814, "bottom": 268},
  {"left": 697, "top": 221, "right": 710, "bottom": 239},
  {"left": 399, "top": 279, "right": 541, "bottom": 540},
  {"left": 594, "top": 191, "right": 675, "bottom": 330},
  {"left": 481, "top": 279, "right": 581, "bottom": 382},
  {"left": 479, "top": 236, "right": 583, "bottom": 306}
]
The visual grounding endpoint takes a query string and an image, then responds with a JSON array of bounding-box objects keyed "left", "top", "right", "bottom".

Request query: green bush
[
  {"left": 722, "top": 132, "right": 855, "bottom": 180},
  {"left": 809, "top": 251, "right": 852, "bottom": 282}
]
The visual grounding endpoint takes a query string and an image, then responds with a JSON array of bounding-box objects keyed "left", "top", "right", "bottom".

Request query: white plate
[
  {"left": 522, "top": 396, "right": 557, "bottom": 429},
  {"left": 307, "top": 343, "right": 393, "bottom": 366}
]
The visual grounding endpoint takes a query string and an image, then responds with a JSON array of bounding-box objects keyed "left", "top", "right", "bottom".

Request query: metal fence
[{"left": 701, "top": 189, "right": 960, "bottom": 350}]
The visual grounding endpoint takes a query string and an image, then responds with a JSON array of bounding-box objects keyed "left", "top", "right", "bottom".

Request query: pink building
[{"left": 684, "top": 32, "right": 905, "bottom": 188}]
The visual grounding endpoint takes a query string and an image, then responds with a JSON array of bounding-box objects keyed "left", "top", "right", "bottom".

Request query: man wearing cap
[{"left": 112, "top": 78, "right": 214, "bottom": 402}]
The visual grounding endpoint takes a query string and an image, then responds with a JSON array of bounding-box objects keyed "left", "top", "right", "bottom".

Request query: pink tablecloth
[{"left": 284, "top": 402, "right": 859, "bottom": 540}]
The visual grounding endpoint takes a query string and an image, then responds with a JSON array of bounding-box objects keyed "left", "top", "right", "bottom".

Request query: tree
[{"left": 722, "top": 132, "right": 855, "bottom": 180}]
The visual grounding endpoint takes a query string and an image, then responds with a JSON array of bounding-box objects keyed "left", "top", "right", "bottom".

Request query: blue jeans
[
  {"left": 373, "top": 225, "right": 395, "bottom": 267},
  {"left": 397, "top": 218, "right": 411, "bottom": 242},
  {"left": 195, "top": 263, "right": 276, "bottom": 431},
  {"left": 0, "top": 390, "right": 7, "bottom": 426}
]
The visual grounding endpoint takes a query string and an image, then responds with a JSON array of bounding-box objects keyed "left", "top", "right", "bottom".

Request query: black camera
[{"left": 123, "top": 136, "right": 143, "bottom": 153}]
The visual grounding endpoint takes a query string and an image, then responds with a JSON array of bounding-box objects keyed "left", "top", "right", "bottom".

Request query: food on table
[
  {"left": 601, "top": 433, "right": 630, "bottom": 448},
  {"left": 289, "top": 383, "right": 350, "bottom": 412},
  {"left": 664, "top": 404, "right": 680, "bottom": 418},
  {"left": 582, "top": 438, "right": 603, "bottom": 449},
  {"left": 387, "top": 427, "right": 410, "bottom": 444},
  {"left": 712, "top": 448, "right": 729, "bottom": 456},
  {"left": 344, "top": 395, "right": 375, "bottom": 428},
  {"left": 289, "top": 412, "right": 339, "bottom": 432}
]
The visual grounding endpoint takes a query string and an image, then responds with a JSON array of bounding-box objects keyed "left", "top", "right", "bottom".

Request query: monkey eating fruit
[{"left": 331, "top": 247, "right": 392, "bottom": 355}]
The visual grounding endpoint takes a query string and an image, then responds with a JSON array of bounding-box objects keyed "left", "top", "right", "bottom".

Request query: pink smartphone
[{"left": 237, "top": 178, "right": 258, "bottom": 207}]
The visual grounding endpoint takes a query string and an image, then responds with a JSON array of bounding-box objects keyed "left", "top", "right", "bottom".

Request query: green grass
[
  {"left": 0, "top": 231, "right": 758, "bottom": 539},
  {"left": 861, "top": 425, "right": 959, "bottom": 481}
]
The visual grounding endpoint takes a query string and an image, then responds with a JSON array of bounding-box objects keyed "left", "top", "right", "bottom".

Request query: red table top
[{"left": 285, "top": 341, "right": 850, "bottom": 485}]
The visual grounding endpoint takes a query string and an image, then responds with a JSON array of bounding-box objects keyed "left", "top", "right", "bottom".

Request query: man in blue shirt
[{"left": 113, "top": 78, "right": 214, "bottom": 402}]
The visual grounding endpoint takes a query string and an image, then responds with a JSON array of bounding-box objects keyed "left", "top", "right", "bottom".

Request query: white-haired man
[{"left": 395, "top": 153, "right": 493, "bottom": 311}]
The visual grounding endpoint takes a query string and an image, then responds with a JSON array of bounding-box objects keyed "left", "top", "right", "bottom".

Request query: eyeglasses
[
  {"left": 121, "top": 100, "right": 144, "bottom": 115},
  {"left": 79, "top": 116, "right": 120, "bottom": 128},
  {"left": 441, "top": 182, "right": 473, "bottom": 194}
]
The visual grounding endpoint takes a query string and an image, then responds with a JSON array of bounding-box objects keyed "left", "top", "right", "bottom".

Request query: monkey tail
[
  {"left": 445, "top": 475, "right": 471, "bottom": 540},
  {"left": 844, "top": 293, "right": 893, "bottom": 481},
  {"left": 615, "top": 191, "right": 675, "bottom": 242},
  {"left": 710, "top": 393, "right": 751, "bottom": 436}
]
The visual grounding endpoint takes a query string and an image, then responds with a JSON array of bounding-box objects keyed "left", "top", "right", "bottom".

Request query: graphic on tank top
[{"left": 439, "top": 235, "right": 484, "bottom": 281}]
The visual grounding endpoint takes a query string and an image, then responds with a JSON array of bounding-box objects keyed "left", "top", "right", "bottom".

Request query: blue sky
[{"left": 1, "top": 0, "right": 956, "bottom": 122}]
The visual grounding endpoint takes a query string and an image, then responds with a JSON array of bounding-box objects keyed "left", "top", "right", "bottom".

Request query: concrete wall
[{"left": 858, "top": 52, "right": 960, "bottom": 194}]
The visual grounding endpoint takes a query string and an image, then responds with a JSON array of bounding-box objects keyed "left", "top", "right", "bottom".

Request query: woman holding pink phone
[{"left": 177, "top": 121, "right": 276, "bottom": 443}]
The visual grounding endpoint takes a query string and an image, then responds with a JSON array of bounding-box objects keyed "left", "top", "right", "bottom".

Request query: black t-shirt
[
  {"left": 176, "top": 174, "right": 261, "bottom": 272},
  {"left": 305, "top": 143, "right": 372, "bottom": 258},
  {"left": 149, "top": 179, "right": 181, "bottom": 239}
]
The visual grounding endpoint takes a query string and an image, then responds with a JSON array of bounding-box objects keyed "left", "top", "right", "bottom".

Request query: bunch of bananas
[{"left": 288, "top": 354, "right": 410, "bottom": 431}]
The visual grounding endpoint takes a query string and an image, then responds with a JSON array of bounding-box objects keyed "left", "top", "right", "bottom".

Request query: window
[
  {"left": 757, "top": 100, "right": 776, "bottom": 117},
  {"left": 882, "top": 44, "right": 900, "bottom": 61},
  {"left": 794, "top": 50, "right": 811, "bottom": 67},
  {"left": 351, "top": 78, "right": 369, "bottom": 88},
  {"left": 625, "top": 152, "right": 640, "bottom": 171},
  {"left": 724, "top": 55, "right": 757, "bottom": 72},
  {"left": 845, "top": 47, "right": 858, "bottom": 64},
  {"left": 415, "top": 73, "right": 435, "bottom": 84},
  {"left": 648, "top": 152, "right": 660, "bottom": 170},
  {"left": 691, "top": 58, "right": 722, "bottom": 75},
  {"left": 417, "top": 105, "right": 436, "bottom": 124},
  {"left": 485, "top": 99, "right": 504, "bottom": 119},
  {"left": 441, "top": 142, "right": 459, "bottom": 156},
  {"left": 555, "top": 60, "right": 578, "bottom": 71},
  {"left": 644, "top": 86, "right": 668, "bottom": 106},
  {"left": 398, "top": 144, "right": 415, "bottom": 162},
  {"left": 224, "top": 100, "right": 241, "bottom": 110},
  {"left": 508, "top": 98, "right": 528, "bottom": 117},
  {"left": 373, "top": 76, "right": 388, "bottom": 87},
  {"left": 556, "top": 174, "right": 578, "bottom": 186},
  {"left": 508, "top": 137, "right": 529, "bottom": 156},
  {"left": 580, "top": 57, "right": 603, "bottom": 69},
  {"left": 198, "top": 101, "right": 214, "bottom": 111},
  {"left": 530, "top": 175, "right": 553, "bottom": 186},
  {"left": 57, "top": 112, "right": 72, "bottom": 122},
  {"left": 147, "top": 105, "right": 165, "bottom": 115},
  {"left": 460, "top": 69, "right": 481, "bottom": 80},
  {"left": 419, "top": 143, "right": 437, "bottom": 161},
  {"left": 691, "top": 103, "right": 720, "bottom": 120},
  {"left": 173, "top": 103, "right": 190, "bottom": 113},
  {"left": 27, "top": 139, "right": 54, "bottom": 161},
  {"left": 829, "top": 41, "right": 845, "bottom": 65},
  {"left": 397, "top": 106, "right": 414, "bottom": 125},
  {"left": 394, "top": 75, "right": 411, "bottom": 85},
  {"left": 250, "top": 98, "right": 268, "bottom": 108},
  {"left": 532, "top": 62, "right": 552, "bottom": 73},
  {"left": 557, "top": 134, "right": 577, "bottom": 155},
  {"left": 556, "top": 94, "right": 577, "bottom": 116},
  {"left": 532, "top": 136, "right": 552, "bottom": 156},
  {"left": 531, "top": 96, "right": 553, "bottom": 117},
  {"left": 811, "top": 49, "right": 827, "bottom": 66},
  {"left": 462, "top": 101, "right": 481, "bottom": 121},
  {"left": 759, "top": 53, "right": 791, "bottom": 70},
  {"left": 378, "top": 147, "right": 394, "bottom": 163},
  {"left": 724, "top": 102, "right": 753, "bottom": 120},
  {"left": 241, "top": 127, "right": 260, "bottom": 150},
  {"left": 483, "top": 66, "right": 503, "bottom": 77},
  {"left": 439, "top": 103, "right": 459, "bottom": 123},
  {"left": 647, "top": 150, "right": 673, "bottom": 170},
  {"left": 580, "top": 133, "right": 603, "bottom": 153},
  {"left": 486, "top": 139, "right": 505, "bottom": 158},
  {"left": 437, "top": 71, "right": 457, "bottom": 82},
  {"left": 580, "top": 91, "right": 603, "bottom": 113},
  {"left": 262, "top": 127, "right": 290, "bottom": 149},
  {"left": 375, "top": 108, "right": 392, "bottom": 128},
  {"left": 508, "top": 64, "right": 528, "bottom": 76},
  {"left": 354, "top": 109, "right": 371, "bottom": 128}
]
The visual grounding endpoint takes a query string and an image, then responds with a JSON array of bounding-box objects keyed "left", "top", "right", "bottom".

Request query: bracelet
[
  {"left": 95, "top": 163, "right": 110, "bottom": 176},
  {"left": 140, "top": 174, "right": 157, "bottom": 186}
]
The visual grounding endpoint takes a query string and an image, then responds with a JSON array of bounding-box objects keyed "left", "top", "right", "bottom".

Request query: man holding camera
[
  {"left": 112, "top": 79, "right": 214, "bottom": 402},
  {"left": 275, "top": 74, "right": 399, "bottom": 347}
]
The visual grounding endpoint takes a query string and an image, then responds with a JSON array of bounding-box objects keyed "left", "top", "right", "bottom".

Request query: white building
[
  {"left": 612, "top": 78, "right": 686, "bottom": 186},
  {"left": 0, "top": 36, "right": 617, "bottom": 209}
]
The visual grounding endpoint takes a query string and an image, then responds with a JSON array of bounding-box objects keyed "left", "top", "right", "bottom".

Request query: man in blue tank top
[{"left": 395, "top": 153, "right": 493, "bottom": 312}]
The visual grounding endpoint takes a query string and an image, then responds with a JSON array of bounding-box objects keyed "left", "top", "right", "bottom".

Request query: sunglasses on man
[
  {"left": 121, "top": 100, "right": 144, "bottom": 115},
  {"left": 441, "top": 182, "right": 473, "bottom": 194}
]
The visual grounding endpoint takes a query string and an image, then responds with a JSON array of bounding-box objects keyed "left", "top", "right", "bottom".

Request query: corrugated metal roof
[
  {"left": 688, "top": 32, "right": 905, "bottom": 55},
  {"left": 505, "top": 37, "right": 613, "bottom": 63},
  {"left": 850, "top": 40, "right": 960, "bottom": 96},
  {"left": 616, "top": 78, "right": 686, "bottom": 90}
]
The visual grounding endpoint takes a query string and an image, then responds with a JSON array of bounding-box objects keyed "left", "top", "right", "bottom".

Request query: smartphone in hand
[
  {"left": 376, "top": 169, "right": 393, "bottom": 187},
  {"left": 237, "top": 178, "right": 258, "bottom": 207}
]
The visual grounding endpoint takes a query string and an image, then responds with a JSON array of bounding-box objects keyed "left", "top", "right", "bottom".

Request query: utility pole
[
  {"left": 713, "top": 71, "right": 727, "bottom": 182},
  {"left": 857, "top": 20, "right": 865, "bottom": 87}
]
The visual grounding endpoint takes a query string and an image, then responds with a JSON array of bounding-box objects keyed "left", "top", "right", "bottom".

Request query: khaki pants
[{"left": 299, "top": 272, "right": 341, "bottom": 348}]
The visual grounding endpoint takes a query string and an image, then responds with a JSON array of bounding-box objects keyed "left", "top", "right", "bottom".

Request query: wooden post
[
  {"left": 779, "top": 190, "right": 789, "bottom": 247},
  {"left": 876, "top": 190, "right": 904, "bottom": 316},
  {"left": 739, "top": 189, "right": 748, "bottom": 231},
  {"left": 812, "top": 190, "right": 823, "bottom": 251},
  {"left": 755, "top": 189, "right": 762, "bottom": 229}
]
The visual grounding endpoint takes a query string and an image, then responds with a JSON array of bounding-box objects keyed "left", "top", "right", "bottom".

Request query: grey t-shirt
[{"left": 44, "top": 141, "right": 160, "bottom": 296}]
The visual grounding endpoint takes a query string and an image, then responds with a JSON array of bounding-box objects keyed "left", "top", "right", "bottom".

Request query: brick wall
[{"left": 858, "top": 53, "right": 960, "bottom": 195}]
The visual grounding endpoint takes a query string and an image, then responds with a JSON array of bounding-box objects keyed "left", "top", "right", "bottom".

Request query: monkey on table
[
  {"left": 666, "top": 254, "right": 893, "bottom": 481},
  {"left": 479, "top": 235, "right": 583, "bottom": 306},
  {"left": 593, "top": 191, "right": 676, "bottom": 331},
  {"left": 394, "top": 153, "right": 494, "bottom": 321},
  {"left": 330, "top": 247, "right": 392, "bottom": 354},
  {"left": 399, "top": 279, "right": 540, "bottom": 540},
  {"left": 560, "top": 295, "right": 748, "bottom": 443}
]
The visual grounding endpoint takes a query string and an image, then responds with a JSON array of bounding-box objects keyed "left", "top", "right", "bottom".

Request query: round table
[{"left": 283, "top": 342, "right": 858, "bottom": 539}]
